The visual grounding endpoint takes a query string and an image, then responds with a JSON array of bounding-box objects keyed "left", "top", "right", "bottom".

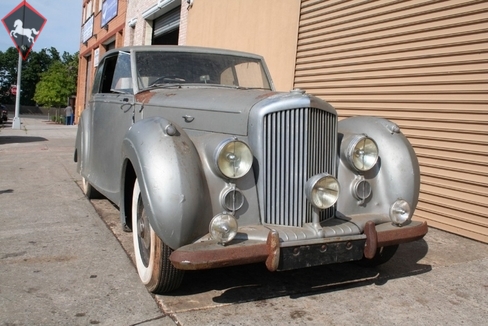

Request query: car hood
[{"left": 135, "top": 87, "right": 279, "bottom": 135}]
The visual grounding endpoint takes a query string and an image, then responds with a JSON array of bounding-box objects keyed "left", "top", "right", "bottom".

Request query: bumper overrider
[{"left": 169, "top": 220, "right": 428, "bottom": 271}]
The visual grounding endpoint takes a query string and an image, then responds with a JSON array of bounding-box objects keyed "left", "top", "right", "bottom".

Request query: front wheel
[{"left": 132, "top": 178, "right": 184, "bottom": 293}]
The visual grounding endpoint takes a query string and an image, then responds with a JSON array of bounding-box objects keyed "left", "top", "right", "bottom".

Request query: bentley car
[{"left": 75, "top": 46, "right": 428, "bottom": 293}]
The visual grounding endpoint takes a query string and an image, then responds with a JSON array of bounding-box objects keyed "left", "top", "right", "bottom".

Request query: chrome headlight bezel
[
  {"left": 215, "top": 138, "right": 253, "bottom": 179},
  {"left": 305, "top": 173, "right": 340, "bottom": 210},
  {"left": 344, "top": 135, "right": 379, "bottom": 172}
]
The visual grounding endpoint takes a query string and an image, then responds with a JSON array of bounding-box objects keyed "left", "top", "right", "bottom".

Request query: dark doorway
[{"left": 152, "top": 28, "right": 179, "bottom": 45}]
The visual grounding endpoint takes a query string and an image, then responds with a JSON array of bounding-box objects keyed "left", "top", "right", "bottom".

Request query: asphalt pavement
[{"left": 1, "top": 116, "right": 487, "bottom": 326}]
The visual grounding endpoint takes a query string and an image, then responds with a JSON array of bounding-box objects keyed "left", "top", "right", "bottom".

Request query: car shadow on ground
[
  {"left": 83, "top": 188, "right": 432, "bottom": 305},
  {"left": 0, "top": 135, "right": 48, "bottom": 145},
  {"left": 172, "top": 239, "right": 431, "bottom": 303}
]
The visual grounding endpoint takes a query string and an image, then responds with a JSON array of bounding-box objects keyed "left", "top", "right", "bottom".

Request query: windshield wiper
[
  {"left": 140, "top": 83, "right": 183, "bottom": 91},
  {"left": 236, "top": 86, "right": 270, "bottom": 90},
  {"left": 139, "top": 83, "right": 270, "bottom": 92}
]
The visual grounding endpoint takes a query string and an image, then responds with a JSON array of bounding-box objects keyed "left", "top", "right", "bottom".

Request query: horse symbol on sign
[
  {"left": 1, "top": 1, "right": 47, "bottom": 60},
  {"left": 10, "top": 19, "right": 39, "bottom": 44}
]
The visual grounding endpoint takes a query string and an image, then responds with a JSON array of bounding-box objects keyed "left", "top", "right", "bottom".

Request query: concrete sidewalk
[{"left": 0, "top": 117, "right": 174, "bottom": 325}]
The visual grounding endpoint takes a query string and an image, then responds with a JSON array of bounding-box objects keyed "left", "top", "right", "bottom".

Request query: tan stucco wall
[{"left": 185, "top": 0, "right": 300, "bottom": 91}]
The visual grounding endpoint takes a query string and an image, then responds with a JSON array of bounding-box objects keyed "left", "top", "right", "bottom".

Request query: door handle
[{"left": 183, "top": 115, "right": 194, "bottom": 123}]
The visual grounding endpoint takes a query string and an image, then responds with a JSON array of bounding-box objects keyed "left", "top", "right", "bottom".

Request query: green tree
[
  {"left": 61, "top": 51, "right": 79, "bottom": 85},
  {"left": 33, "top": 59, "right": 77, "bottom": 108},
  {"left": 0, "top": 47, "right": 19, "bottom": 104},
  {"left": 21, "top": 48, "right": 58, "bottom": 105},
  {"left": 0, "top": 47, "right": 69, "bottom": 106}
]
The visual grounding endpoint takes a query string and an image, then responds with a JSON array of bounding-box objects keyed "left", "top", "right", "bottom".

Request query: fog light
[
  {"left": 305, "top": 173, "right": 340, "bottom": 209},
  {"left": 209, "top": 213, "right": 238, "bottom": 244},
  {"left": 390, "top": 199, "right": 411, "bottom": 226}
]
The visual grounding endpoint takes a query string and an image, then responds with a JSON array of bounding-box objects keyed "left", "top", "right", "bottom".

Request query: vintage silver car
[{"left": 75, "top": 45, "right": 428, "bottom": 293}]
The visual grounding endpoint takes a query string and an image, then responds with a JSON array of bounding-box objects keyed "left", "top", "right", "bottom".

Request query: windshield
[{"left": 135, "top": 51, "right": 271, "bottom": 90}]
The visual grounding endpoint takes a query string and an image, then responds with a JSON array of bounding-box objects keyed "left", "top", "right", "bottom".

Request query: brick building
[{"left": 76, "top": 0, "right": 127, "bottom": 123}]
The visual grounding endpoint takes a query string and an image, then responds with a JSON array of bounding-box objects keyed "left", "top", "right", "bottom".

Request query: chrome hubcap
[{"left": 137, "top": 195, "right": 151, "bottom": 267}]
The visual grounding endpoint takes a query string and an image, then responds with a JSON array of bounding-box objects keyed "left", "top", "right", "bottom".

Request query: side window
[
  {"left": 110, "top": 52, "right": 132, "bottom": 93},
  {"left": 91, "top": 61, "right": 104, "bottom": 95},
  {"left": 98, "top": 52, "right": 132, "bottom": 94},
  {"left": 100, "top": 55, "right": 117, "bottom": 93}
]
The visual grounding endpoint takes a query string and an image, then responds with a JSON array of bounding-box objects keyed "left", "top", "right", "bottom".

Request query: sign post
[
  {"left": 12, "top": 53, "right": 22, "bottom": 129},
  {"left": 1, "top": 1, "right": 46, "bottom": 129}
]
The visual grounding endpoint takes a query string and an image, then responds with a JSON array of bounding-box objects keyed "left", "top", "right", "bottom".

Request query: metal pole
[{"left": 12, "top": 52, "right": 22, "bottom": 129}]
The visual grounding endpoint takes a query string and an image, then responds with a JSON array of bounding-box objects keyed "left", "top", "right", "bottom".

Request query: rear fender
[
  {"left": 337, "top": 117, "right": 421, "bottom": 226},
  {"left": 121, "top": 117, "right": 212, "bottom": 249},
  {"left": 75, "top": 109, "right": 92, "bottom": 176}
]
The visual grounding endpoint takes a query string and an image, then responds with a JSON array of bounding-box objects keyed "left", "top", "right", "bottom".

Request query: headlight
[
  {"left": 390, "top": 199, "right": 411, "bottom": 226},
  {"left": 344, "top": 135, "right": 379, "bottom": 172},
  {"left": 305, "top": 173, "right": 340, "bottom": 209},
  {"left": 216, "top": 139, "right": 253, "bottom": 179},
  {"left": 209, "top": 213, "right": 238, "bottom": 244}
]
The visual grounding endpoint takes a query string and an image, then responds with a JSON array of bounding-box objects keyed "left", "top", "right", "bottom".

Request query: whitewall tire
[
  {"left": 132, "top": 178, "right": 184, "bottom": 293},
  {"left": 82, "top": 176, "right": 101, "bottom": 199}
]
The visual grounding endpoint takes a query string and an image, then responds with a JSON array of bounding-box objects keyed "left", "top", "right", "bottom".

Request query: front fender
[
  {"left": 122, "top": 117, "right": 212, "bottom": 249},
  {"left": 337, "top": 117, "right": 420, "bottom": 225}
]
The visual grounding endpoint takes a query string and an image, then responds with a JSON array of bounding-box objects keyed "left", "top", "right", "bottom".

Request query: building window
[{"left": 105, "top": 41, "right": 116, "bottom": 51}]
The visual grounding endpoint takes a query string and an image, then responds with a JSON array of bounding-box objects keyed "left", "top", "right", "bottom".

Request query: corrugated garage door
[{"left": 294, "top": 0, "right": 488, "bottom": 243}]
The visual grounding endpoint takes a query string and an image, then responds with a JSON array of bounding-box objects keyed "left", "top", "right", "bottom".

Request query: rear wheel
[
  {"left": 132, "top": 178, "right": 184, "bottom": 293},
  {"left": 360, "top": 245, "right": 399, "bottom": 267},
  {"left": 80, "top": 131, "right": 102, "bottom": 199},
  {"left": 82, "top": 177, "right": 102, "bottom": 199}
]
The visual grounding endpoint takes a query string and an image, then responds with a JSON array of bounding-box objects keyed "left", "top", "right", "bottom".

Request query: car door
[{"left": 90, "top": 51, "right": 135, "bottom": 204}]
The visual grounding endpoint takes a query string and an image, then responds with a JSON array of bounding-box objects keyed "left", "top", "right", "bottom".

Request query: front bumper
[{"left": 169, "top": 220, "right": 428, "bottom": 271}]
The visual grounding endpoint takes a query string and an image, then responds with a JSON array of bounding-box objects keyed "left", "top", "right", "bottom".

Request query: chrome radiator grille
[{"left": 262, "top": 108, "right": 337, "bottom": 227}]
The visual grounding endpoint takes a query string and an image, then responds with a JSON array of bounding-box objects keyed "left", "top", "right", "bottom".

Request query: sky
[{"left": 0, "top": 0, "right": 82, "bottom": 55}]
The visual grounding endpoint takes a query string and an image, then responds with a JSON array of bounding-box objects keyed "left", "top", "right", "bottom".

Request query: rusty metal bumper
[
  {"left": 363, "top": 220, "right": 428, "bottom": 259},
  {"left": 169, "top": 220, "right": 428, "bottom": 271}
]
